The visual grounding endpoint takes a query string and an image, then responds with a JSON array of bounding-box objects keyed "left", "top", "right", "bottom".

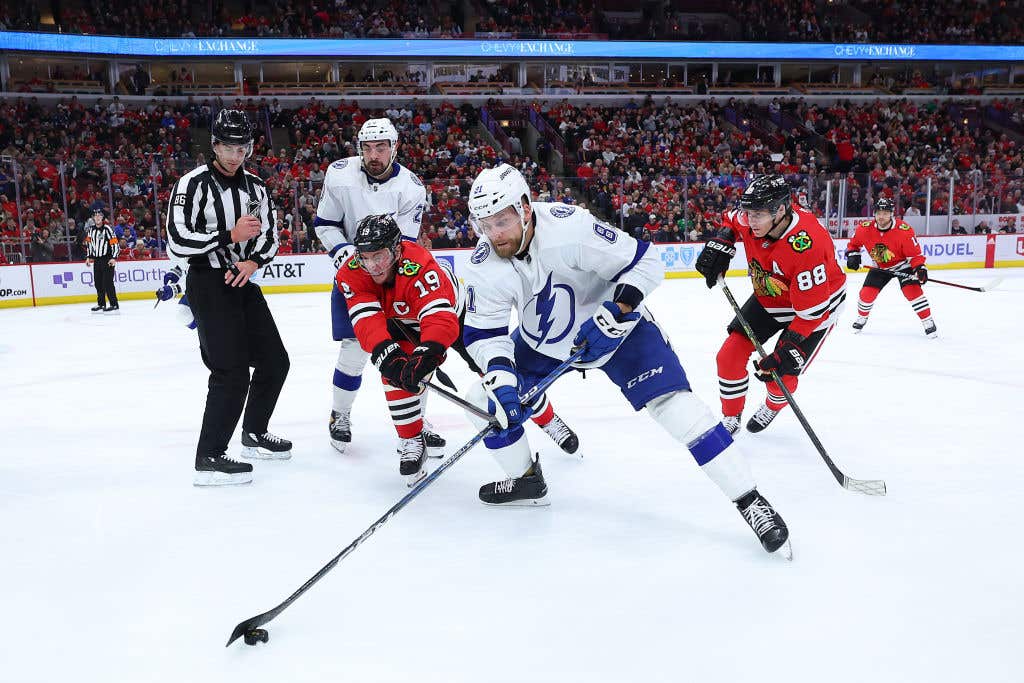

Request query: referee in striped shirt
[
  {"left": 167, "top": 109, "right": 291, "bottom": 486},
  {"left": 85, "top": 209, "right": 120, "bottom": 312}
]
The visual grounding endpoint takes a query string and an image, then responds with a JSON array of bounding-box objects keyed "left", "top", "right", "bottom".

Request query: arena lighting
[{"left": 1, "top": 31, "right": 1023, "bottom": 61}]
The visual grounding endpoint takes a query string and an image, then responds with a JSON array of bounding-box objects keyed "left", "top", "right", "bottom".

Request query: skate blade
[
  {"left": 926, "top": 331, "right": 939, "bottom": 339},
  {"left": 775, "top": 539, "right": 793, "bottom": 561},
  {"left": 330, "top": 438, "right": 350, "bottom": 454},
  {"left": 193, "top": 470, "right": 253, "bottom": 486},
  {"left": 482, "top": 495, "right": 551, "bottom": 507},
  {"left": 426, "top": 444, "right": 445, "bottom": 459},
  {"left": 852, "top": 327, "right": 863, "bottom": 334},
  {"left": 405, "top": 468, "right": 428, "bottom": 488},
  {"left": 241, "top": 446, "right": 292, "bottom": 460}
]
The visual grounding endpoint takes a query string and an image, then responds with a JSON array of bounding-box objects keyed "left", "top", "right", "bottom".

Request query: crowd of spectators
[
  {"left": 5, "top": 94, "right": 1024, "bottom": 264},
  {"left": 475, "top": 0, "right": 594, "bottom": 37},
  {"left": 4, "top": 0, "right": 1023, "bottom": 43}
]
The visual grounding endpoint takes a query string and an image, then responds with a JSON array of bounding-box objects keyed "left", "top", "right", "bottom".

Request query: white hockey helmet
[
  {"left": 357, "top": 117, "right": 399, "bottom": 168},
  {"left": 467, "top": 164, "right": 532, "bottom": 234}
]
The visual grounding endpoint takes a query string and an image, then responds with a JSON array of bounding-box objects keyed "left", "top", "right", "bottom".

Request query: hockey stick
[
  {"left": 424, "top": 380, "right": 493, "bottom": 422},
  {"left": 865, "top": 266, "right": 994, "bottom": 292},
  {"left": 225, "top": 347, "right": 585, "bottom": 647},
  {"left": 719, "top": 281, "right": 886, "bottom": 496}
]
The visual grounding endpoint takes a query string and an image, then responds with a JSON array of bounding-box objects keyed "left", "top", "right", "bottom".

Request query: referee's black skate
[
  {"left": 736, "top": 489, "right": 792, "bottom": 559},
  {"left": 479, "top": 455, "right": 549, "bottom": 506},
  {"left": 329, "top": 410, "right": 351, "bottom": 453},
  {"left": 399, "top": 434, "right": 427, "bottom": 487},
  {"left": 194, "top": 454, "right": 253, "bottom": 487},
  {"left": 541, "top": 413, "right": 580, "bottom": 455},
  {"left": 241, "top": 431, "right": 292, "bottom": 460}
]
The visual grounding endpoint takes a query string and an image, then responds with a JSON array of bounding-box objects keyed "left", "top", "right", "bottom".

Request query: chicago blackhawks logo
[
  {"left": 749, "top": 260, "right": 789, "bottom": 298},
  {"left": 788, "top": 230, "right": 813, "bottom": 253},
  {"left": 869, "top": 243, "right": 895, "bottom": 264},
  {"left": 397, "top": 259, "right": 422, "bottom": 277},
  {"left": 347, "top": 256, "right": 362, "bottom": 269}
]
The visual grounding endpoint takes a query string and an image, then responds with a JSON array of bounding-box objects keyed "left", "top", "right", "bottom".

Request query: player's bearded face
[
  {"left": 359, "top": 246, "right": 398, "bottom": 283},
  {"left": 476, "top": 204, "right": 528, "bottom": 258},
  {"left": 874, "top": 210, "right": 893, "bottom": 228},
  {"left": 361, "top": 140, "right": 394, "bottom": 178}
]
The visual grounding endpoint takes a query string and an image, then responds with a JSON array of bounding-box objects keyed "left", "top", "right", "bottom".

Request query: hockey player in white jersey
[
  {"left": 313, "top": 118, "right": 437, "bottom": 453},
  {"left": 461, "top": 164, "right": 792, "bottom": 557}
]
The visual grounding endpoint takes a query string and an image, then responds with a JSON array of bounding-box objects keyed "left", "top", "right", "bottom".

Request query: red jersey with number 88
[
  {"left": 721, "top": 206, "right": 847, "bottom": 337},
  {"left": 335, "top": 241, "right": 460, "bottom": 354}
]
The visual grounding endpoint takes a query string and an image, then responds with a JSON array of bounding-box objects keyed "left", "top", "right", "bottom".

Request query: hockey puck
[{"left": 243, "top": 628, "right": 269, "bottom": 646}]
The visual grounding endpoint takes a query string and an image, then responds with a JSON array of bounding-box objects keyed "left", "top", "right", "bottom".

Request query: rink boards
[{"left": 3, "top": 232, "right": 1023, "bottom": 308}]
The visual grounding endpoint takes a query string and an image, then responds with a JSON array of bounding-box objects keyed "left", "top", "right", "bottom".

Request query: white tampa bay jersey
[
  {"left": 313, "top": 157, "right": 427, "bottom": 254},
  {"left": 462, "top": 202, "right": 664, "bottom": 369}
]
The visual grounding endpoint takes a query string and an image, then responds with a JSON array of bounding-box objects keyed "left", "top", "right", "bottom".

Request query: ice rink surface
[{"left": 2, "top": 269, "right": 1022, "bottom": 683}]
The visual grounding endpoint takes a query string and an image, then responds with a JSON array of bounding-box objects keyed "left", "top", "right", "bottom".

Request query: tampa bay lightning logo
[
  {"left": 521, "top": 273, "right": 576, "bottom": 347},
  {"left": 550, "top": 204, "right": 576, "bottom": 218},
  {"left": 470, "top": 242, "right": 490, "bottom": 264}
]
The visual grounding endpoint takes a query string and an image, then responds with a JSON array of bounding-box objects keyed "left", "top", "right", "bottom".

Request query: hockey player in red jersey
[
  {"left": 335, "top": 214, "right": 461, "bottom": 486},
  {"left": 845, "top": 197, "right": 937, "bottom": 338},
  {"left": 695, "top": 175, "right": 847, "bottom": 434}
]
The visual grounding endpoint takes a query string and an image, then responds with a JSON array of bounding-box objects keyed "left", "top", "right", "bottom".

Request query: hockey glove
[
  {"left": 163, "top": 266, "right": 182, "bottom": 287},
  {"left": 482, "top": 361, "right": 529, "bottom": 430},
  {"left": 754, "top": 330, "right": 807, "bottom": 381},
  {"left": 914, "top": 265, "right": 928, "bottom": 283},
  {"left": 399, "top": 341, "right": 446, "bottom": 394},
  {"left": 695, "top": 237, "right": 737, "bottom": 289},
  {"left": 332, "top": 244, "right": 357, "bottom": 271},
  {"left": 572, "top": 301, "right": 641, "bottom": 365},
  {"left": 371, "top": 341, "right": 410, "bottom": 388},
  {"left": 155, "top": 284, "right": 176, "bottom": 301},
  {"left": 846, "top": 251, "right": 862, "bottom": 271}
]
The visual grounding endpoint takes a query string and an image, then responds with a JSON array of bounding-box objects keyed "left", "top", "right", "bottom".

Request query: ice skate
[
  {"left": 736, "top": 489, "right": 792, "bottom": 559},
  {"left": 241, "top": 431, "right": 292, "bottom": 460},
  {"left": 329, "top": 410, "right": 351, "bottom": 453},
  {"left": 541, "top": 413, "right": 580, "bottom": 455},
  {"left": 479, "top": 455, "right": 549, "bottom": 506},
  {"left": 194, "top": 454, "right": 253, "bottom": 486}
]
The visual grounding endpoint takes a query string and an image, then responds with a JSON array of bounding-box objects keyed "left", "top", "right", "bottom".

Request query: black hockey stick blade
[{"left": 227, "top": 611, "right": 276, "bottom": 647}]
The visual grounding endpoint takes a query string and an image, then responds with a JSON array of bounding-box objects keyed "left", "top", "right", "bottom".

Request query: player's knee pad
[
  {"left": 647, "top": 390, "right": 721, "bottom": 446},
  {"left": 900, "top": 282, "right": 924, "bottom": 299},
  {"left": 717, "top": 331, "right": 754, "bottom": 376},
  {"left": 859, "top": 285, "right": 881, "bottom": 303},
  {"left": 336, "top": 338, "right": 369, "bottom": 375}
]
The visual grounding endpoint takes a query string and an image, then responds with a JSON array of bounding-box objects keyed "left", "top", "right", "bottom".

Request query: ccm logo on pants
[{"left": 627, "top": 366, "right": 663, "bottom": 388}]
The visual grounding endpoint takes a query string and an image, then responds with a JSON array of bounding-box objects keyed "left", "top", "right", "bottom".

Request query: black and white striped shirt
[
  {"left": 166, "top": 164, "right": 278, "bottom": 269},
  {"left": 86, "top": 225, "right": 120, "bottom": 259}
]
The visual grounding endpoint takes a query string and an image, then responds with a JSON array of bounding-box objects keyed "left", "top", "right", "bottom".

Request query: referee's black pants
[
  {"left": 92, "top": 259, "right": 118, "bottom": 307},
  {"left": 186, "top": 268, "right": 290, "bottom": 460}
]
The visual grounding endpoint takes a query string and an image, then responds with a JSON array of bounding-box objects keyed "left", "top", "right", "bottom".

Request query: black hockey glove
[
  {"left": 846, "top": 251, "right": 862, "bottom": 271},
  {"left": 398, "top": 341, "right": 446, "bottom": 393},
  {"left": 914, "top": 265, "right": 928, "bottom": 283},
  {"left": 371, "top": 341, "right": 410, "bottom": 388},
  {"left": 695, "top": 237, "right": 737, "bottom": 289},
  {"left": 754, "top": 331, "right": 806, "bottom": 381}
]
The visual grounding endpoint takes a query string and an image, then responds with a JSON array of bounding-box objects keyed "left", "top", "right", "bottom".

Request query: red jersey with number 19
[
  {"left": 720, "top": 206, "right": 847, "bottom": 337},
  {"left": 335, "top": 241, "right": 460, "bottom": 354}
]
